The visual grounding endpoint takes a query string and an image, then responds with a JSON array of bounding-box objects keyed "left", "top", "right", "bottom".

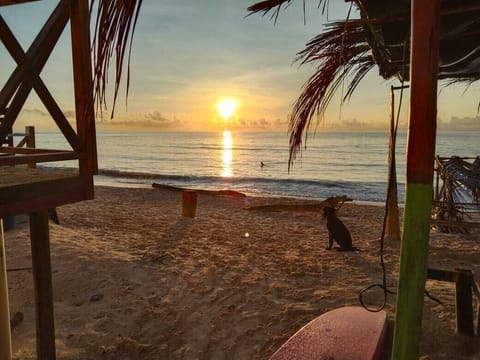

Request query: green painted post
[{"left": 392, "top": 0, "right": 440, "bottom": 358}]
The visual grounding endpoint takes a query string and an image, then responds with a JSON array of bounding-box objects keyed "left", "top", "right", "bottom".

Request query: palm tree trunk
[{"left": 385, "top": 86, "right": 401, "bottom": 241}]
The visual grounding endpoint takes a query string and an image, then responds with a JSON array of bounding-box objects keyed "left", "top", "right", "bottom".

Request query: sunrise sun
[{"left": 216, "top": 98, "right": 238, "bottom": 120}]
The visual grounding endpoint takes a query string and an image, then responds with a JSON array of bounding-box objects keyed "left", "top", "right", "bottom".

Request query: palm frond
[
  {"left": 90, "top": 0, "right": 143, "bottom": 119},
  {"left": 247, "top": 0, "right": 328, "bottom": 23},
  {"left": 247, "top": 0, "right": 294, "bottom": 16},
  {"left": 288, "top": 22, "right": 374, "bottom": 167}
]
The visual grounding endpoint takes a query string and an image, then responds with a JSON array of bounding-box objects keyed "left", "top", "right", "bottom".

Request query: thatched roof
[{"left": 248, "top": 0, "right": 480, "bottom": 164}]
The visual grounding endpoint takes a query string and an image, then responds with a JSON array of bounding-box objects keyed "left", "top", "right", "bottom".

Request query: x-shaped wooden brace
[{"left": 0, "top": 0, "right": 81, "bottom": 151}]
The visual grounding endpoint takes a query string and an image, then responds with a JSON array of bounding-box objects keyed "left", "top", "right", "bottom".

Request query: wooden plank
[
  {"left": 1, "top": 187, "right": 86, "bottom": 218},
  {"left": 29, "top": 210, "right": 56, "bottom": 360},
  {"left": 0, "top": 220, "right": 12, "bottom": 360},
  {"left": 0, "top": 168, "right": 87, "bottom": 216},
  {"left": 431, "top": 220, "right": 480, "bottom": 229},
  {"left": 0, "top": 146, "right": 72, "bottom": 154},
  {"left": 0, "top": 151, "right": 83, "bottom": 166},
  {"left": 70, "top": 0, "right": 98, "bottom": 191},
  {"left": 0, "top": 174, "right": 84, "bottom": 202},
  {"left": 427, "top": 268, "right": 459, "bottom": 282},
  {"left": 270, "top": 306, "right": 388, "bottom": 360},
  {"left": 392, "top": 0, "right": 440, "bottom": 358}
]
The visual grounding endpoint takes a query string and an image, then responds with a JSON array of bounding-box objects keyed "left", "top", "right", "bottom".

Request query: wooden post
[
  {"left": 455, "top": 270, "right": 474, "bottom": 335},
  {"left": 392, "top": 0, "right": 440, "bottom": 358},
  {"left": 70, "top": 0, "right": 97, "bottom": 200},
  {"left": 0, "top": 219, "right": 13, "bottom": 360},
  {"left": 26, "top": 125, "right": 35, "bottom": 168},
  {"left": 385, "top": 86, "right": 401, "bottom": 241},
  {"left": 29, "top": 211, "right": 56, "bottom": 360}
]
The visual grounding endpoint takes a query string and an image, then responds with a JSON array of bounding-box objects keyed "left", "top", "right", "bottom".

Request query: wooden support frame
[
  {"left": 0, "top": 151, "right": 84, "bottom": 166},
  {"left": 0, "top": 0, "right": 98, "bottom": 358},
  {"left": 0, "top": 0, "right": 97, "bottom": 207},
  {"left": 0, "top": 1, "right": 82, "bottom": 151}
]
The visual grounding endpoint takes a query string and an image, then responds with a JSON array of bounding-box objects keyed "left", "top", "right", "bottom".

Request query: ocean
[{"left": 37, "top": 130, "right": 479, "bottom": 203}]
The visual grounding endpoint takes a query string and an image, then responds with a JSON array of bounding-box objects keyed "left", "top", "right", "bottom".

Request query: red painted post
[{"left": 392, "top": 0, "right": 440, "bottom": 358}]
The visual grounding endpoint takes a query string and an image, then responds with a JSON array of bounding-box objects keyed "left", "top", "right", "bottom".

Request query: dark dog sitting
[{"left": 323, "top": 206, "right": 357, "bottom": 251}]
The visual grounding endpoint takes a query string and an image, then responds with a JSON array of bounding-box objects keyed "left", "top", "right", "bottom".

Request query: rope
[{"left": 358, "top": 37, "right": 443, "bottom": 310}]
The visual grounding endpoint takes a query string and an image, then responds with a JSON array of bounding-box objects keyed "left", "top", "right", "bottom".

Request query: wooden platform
[
  {"left": 270, "top": 306, "right": 388, "bottom": 360},
  {"left": 0, "top": 166, "right": 91, "bottom": 217}
]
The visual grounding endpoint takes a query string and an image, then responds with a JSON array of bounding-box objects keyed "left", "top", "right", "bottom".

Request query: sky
[{"left": 1, "top": 0, "right": 479, "bottom": 132}]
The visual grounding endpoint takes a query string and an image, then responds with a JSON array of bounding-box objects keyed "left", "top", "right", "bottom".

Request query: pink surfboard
[{"left": 270, "top": 306, "right": 388, "bottom": 360}]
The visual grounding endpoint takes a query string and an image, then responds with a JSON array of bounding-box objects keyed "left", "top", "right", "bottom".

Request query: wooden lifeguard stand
[{"left": 0, "top": 0, "right": 97, "bottom": 358}]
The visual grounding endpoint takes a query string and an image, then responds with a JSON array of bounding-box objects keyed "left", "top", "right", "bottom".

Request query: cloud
[
  {"left": 438, "top": 116, "right": 480, "bottom": 130},
  {"left": 63, "top": 110, "right": 76, "bottom": 118},
  {"left": 23, "top": 107, "right": 77, "bottom": 120},
  {"left": 226, "top": 116, "right": 289, "bottom": 130},
  {"left": 98, "top": 111, "right": 186, "bottom": 129},
  {"left": 23, "top": 108, "right": 48, "bottom": 117}
]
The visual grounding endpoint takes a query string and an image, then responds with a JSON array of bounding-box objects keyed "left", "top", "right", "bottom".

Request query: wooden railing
[{"left": 0, "top": 126, "right": 84, "bottom": 167}]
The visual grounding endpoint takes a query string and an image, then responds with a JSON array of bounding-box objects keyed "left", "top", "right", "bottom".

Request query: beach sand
[{"left": 5, "top": 185, "right": 480, "bottom": 359}]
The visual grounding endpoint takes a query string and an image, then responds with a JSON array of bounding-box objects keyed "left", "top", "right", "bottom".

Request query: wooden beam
[
  {"left": 1, "top": 189, "right": 86, "bottom": 218},
  {"left": 29, "top": 210, "right": 56, "bottom": 360},
  {"left": 427, "top": 268, "right": 459, "bottom": 283},
  {"left": 432, "top": 220, "right": 480, "bottom": 229},
  {"left": 0, "top": 146, "right": 75, "bottom": 154},
  {"left": 0, "top": 176, "right": 86, "bottom": 218},
  {"left": 392, "top": 0, "right": 440, "bottom": 358},
  {"left": 70, "top": 0, "right": 98, "bottom": 188},
  {"left": 0, "top": 151, "right": 84, "bottom": 166},
  {"left": 0, "top": 220, "right": 12, "bottom": 360},
  {"left": 32, "top": 78, "right": 82, "bottom": 151}
]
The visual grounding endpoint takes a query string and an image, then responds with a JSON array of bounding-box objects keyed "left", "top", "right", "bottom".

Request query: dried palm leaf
[
  {"left": 247, "top": 0, "right": 329, "bottom": 24},
  {"left": 288, "top": 22, "right": 374, "bottom": 167},
  {"left": 90, "top": 0, "right": 143, "bottom": 119},
  {"left": 433, "top": 156, "right": 480, "bottom": 232}
]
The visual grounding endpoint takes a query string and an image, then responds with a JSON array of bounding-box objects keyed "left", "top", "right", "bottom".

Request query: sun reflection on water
[{"left": 221, "top": 130, "right": 233, "bottom": 177}]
